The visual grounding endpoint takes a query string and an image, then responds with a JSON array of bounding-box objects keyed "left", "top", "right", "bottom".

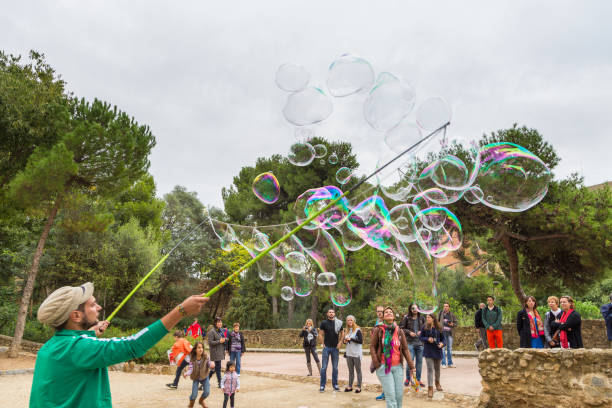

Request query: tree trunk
[
  {"left": 310, "top": 283, "right": 319, "bottom": 327},
  {"left": 272, "top": 296, "right": 278, "bottom": 317},
  {"left": 9, "top": 202, "right": 60, "bottom": 357},
  {"left": 500, "top": 234, "right": 526, "bottom": 304},
  {"left": 287, "top": 297, "right": 294, "bottom": 327}
]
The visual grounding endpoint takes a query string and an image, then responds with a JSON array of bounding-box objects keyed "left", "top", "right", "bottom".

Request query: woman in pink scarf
[{"left": 550, "top": 296, "right": 583, "bottom": 349}]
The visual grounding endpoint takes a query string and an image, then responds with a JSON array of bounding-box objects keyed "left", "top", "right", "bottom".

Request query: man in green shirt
[{"left": 30, "top": 282, "right": 208, "bottom": 407}]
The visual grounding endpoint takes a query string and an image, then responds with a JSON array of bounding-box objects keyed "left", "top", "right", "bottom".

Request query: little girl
[
  {"left": 183, "top": 342, "right": 213, "bottom": 408},
  {"left": 221, "top": 361, "right": 240, "bottom": 408}
]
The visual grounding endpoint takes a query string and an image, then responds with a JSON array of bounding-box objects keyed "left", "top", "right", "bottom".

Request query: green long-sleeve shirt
[{"left": 30, "top": 320, "right": 168, "bottom": 408}]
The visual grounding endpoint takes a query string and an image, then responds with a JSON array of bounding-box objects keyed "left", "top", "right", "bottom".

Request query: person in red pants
[{"left": 482, "top": 295, "right": 503, "bottom": 348}]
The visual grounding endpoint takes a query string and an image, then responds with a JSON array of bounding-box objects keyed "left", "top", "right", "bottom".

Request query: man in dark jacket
[
  {"left": 474, "top": 303, "right": 487, "bottom": 351},
  {"left": 600, "top": 293, "right": 612, "bottom": 348},
  {"left": 400, "top": 304, "right": 426, "bottom": 386}
]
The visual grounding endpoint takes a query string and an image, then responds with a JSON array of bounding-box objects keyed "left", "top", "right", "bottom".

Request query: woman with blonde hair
[
  {"left": 544, "top": 296, "right": 562, "bottom": 348},
  {"left": 551, "top": 295, "right": 583, "bottom": 349},
  {"left": 299, "top": 318, "right": 320, "bottom": 376},
  {"left": 343, "top": 315, "right": 363, "bottom": 393}
]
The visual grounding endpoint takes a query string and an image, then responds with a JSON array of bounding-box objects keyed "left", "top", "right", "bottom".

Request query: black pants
[
  {"left": 304, "top": 346, "right": 319, "bottom": 364},
  {"left": 222, "top": 393, "right": 235, "bottom": 408},
  {"left": 172, "top": 359, "right": 189, "bottom": 386},
  {"left": 208, "top": 360, "right": 222, "bottom": 385}
]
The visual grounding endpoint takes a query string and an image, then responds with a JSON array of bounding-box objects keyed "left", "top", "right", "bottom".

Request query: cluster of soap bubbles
[{"left": 215, "top": 54, "right": 552, "bottom": 312}]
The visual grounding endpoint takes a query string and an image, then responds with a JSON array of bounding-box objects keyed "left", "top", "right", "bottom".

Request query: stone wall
[
  {"left": 0, "top": 334, "right": 42, "bottom": 353},
  {"left": 477, "top": 348, "right": 612, "bottom": 407},
  {"left": 241, "top": 320, "right": 609, "bottom": 350}
]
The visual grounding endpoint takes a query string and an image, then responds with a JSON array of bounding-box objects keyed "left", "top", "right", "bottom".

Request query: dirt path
[{"left": 1, "top": 371, "right": 464, "bottom": 407}]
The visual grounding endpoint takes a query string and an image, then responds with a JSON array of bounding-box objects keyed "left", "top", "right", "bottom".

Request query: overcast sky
[{"left": 2, "top": 1, "right": 611, "bottom": 209}]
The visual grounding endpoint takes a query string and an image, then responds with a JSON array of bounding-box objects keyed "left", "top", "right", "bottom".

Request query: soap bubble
[
  {"left": 280, "top": 286, "right": 295, "bottom": 301},
  {"left": 336, "top": 167, "right": 353, "bottom": 185},
  {"left": 283, "top": 87, "right": 333, "bottom": 126},
  {"left": 317, "top": 272, "right": 338, "bottom": 286},
  {"left": 384, "top": 122, "right": 423, "bottom": 154},
  {"left": 252, "top": 172, "right": 280, "bottom": 204},
  {"left": 286, "top": 251, "right": 310, "bottom": 274},
  {"left": 416, "top": 97, "right": 452, "bottom": 131},
  {"left": 327, "top": 53, "right": 375, "bottom": 97},
  {"left": 474, "top": 142, "right": 552, "bottom": 212},
  {"left": 288, "top": 142, "right": 316, "bottom": 166},
  {"left": 256, "top": 255, "right": 277, "bottom": 282},
  {"left": 431, "top": 155, "right": 470, "bottom": 191},
  {"left": 363, "top": 73, "right": 416, "bottom": 131},
  {"left": 275, "top": 63, "right": 310, "bottom": 92},
  {"left": 463, "top": 185, "right": 484, "bottom": 204},
  {"left": 328, "top": 152, "right": 338, "bottom": 164},
  {"left": 314, "top": 144, "right": 328, "bottom": 158},
  {"left": 330, "top": 273, "right": 352, "bottom": 307},
  {"left": 334, "top": 221, "right": 367, "bottom": 251},
  {"left": 253, "top": 232, "right": 271, "bottom": 251},
  {"left": 319, "top": 159, "right": 325, "bottom": 165}
]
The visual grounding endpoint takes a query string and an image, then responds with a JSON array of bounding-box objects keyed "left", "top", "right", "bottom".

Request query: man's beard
[{"left": 79, "top": 315, "right": 99, "bottom": 330}]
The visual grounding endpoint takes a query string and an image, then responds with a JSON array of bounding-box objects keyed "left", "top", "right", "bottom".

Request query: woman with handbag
[
  {"left": 516, "top": 296, "right": 546, "bottom": 348},
  {"left": 550, "top": 295, "right": 583, "bottom": 349},
  {"left": 299, "top": 318, "right": 321, "bottom": 376}
]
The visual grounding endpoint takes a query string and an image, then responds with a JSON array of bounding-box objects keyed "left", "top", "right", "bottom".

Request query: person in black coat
[
  {"left": 550, "top": 295, "right": 583, "bottom": 349},
  {"left": 419, "top": 314, "right": 445, "bottom": 399},
  {"left": 474, "top": 303, "right": 487, "bottom": 351},
  {"left": 299, "top": 318, "right": 321, "bottom": 375},
  {"left": 516, "top": 296, "right": 546, "bottom": 348}
]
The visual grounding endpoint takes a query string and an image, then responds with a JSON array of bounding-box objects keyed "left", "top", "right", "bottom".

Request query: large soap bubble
[
  {"left": 363, "top": 73, "right": 416, "bottom": 131},
  {"left": 416, "top": 97, "right": 452, "bottom": 131},
  {"left": 431, "top": 155, "right": 471, "bottom": 191},
  {"left": 283, "top": 87, "right": 333, "bottom": 126},
  {"left": 275, "top": 63, "right": 310, "bottom": 92},
  {"left": 280, "top": 285, "right": 295, "bottom": 301},
  {"left": 286, "top": 251, "right": 310, "bottom": 274},
  {"left": 336, "top": 167, "right": 353, "bottom": 185},
  {"left": 384, "top": 122, "right": 423, "bottom": 154},
  {"left": 288, "top": 142, "right": 316, "bottom": 166},
  {"left": 316, "top": 272, "right": 338, "bottom": 286},
  {"left": 252, "top": 172, "right": 280, "bottom": 204},
  {"left": 327, "top": 53, "right": 375, "bottom": 97},
  {"left": 474, "top": 142, "right": 552, "bottom": 212}
]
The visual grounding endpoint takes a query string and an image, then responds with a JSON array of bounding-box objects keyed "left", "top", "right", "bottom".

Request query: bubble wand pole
[{"left": 203, "top": 122, "right": 449, "bottom": 298}]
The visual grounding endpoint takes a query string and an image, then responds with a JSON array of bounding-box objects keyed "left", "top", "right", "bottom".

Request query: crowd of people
[
  {"left": 167, "top": 317, "right": 245, "bottom": 408},
  {"left": 27, "top": 280, "right": 612, "bottom": 408}
]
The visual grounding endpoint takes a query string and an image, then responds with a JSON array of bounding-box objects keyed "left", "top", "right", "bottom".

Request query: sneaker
[
  {"left": 448, "top": 364, "right": 456, "bottom": 368},
  {"left": 165, "top": 383, "right": 177, "bottom": 389},
  {"left": 441, "top": 364, "right": 447, "bottom": 369},
  {"left": 333, "top": 386, "right": 340, "bottom": 391},
  {"left": 376, "top": 393, "right": 385, "bottom": 401},
  {"left": 319, "top": 387, "right": 325, "bottom": 393},
  {"left": 419, "top": 381, "right": 426, "bottom": 387},
  {"left": 404, "top": 379, "right": 410, "bottom": 387}
]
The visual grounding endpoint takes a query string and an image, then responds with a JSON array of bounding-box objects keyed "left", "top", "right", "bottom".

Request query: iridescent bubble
[
  {"left": 416, "top": 97, "right": 452, "bottom": 131},
  {"left": 334, "top": 221, "right": 367, "bottom": 251},
  {"left": 431, "top": 155, "right": 470, "bottom": 191},
  {"left": 463, "top": 185, "right": 484, "bottom": 204},
  {"left": 414, "top": 282, "right": 439, "bottom": 314},
  {"left": 288, "top": 142, "right": 316, "bottom": 166},
  {"left": 363, "top": 73, "right": 416, "bottom": 131},
  {"left": 317, "top": 272, "right": 338, "bottom": 286},
  {"left": 384, "top": 122, "right": 422, "bottom": 154},
  {"left": 328, "top": 153, "right": 338, "bottom": 164},
  {"left": 327, "top": 53, "right": 375, "bottom": 97},
  {"left": 414, "top": 207, "right": 463, "bottom": 259},
  {"left": 474, "top": 142, "right": 552, "bottom": 212},
  {"left": 283, "top": 87, "right": 333, "bottom": 126},
  {"left": 256, "top": 255, "right": 277, "bottom": 282},
  {"left": 252, "top": 172, "right": 280, "bottom": 204},
  {"left": 275, "top": 63, "right": 310, "bottom": 92},
  {"left": 330, "top": 272, "right": 352, "bottom": 307},
  {"left": 314, "top": 144, "right": 328, "bottom": 158},
  {"left": 294, "top": 186, "right": 350, "bottom": 230},
  {"left": 286, "top": 251, "right": 310, "bottom": 274},
  {"left": 280, "top": 285, "right": 295, "bottom": 301},
  {"left": 209, "top": 219, "right": 237, "bottom": 252},
  {"left": 389, "top": 204, "right": 418, "bottom": 243},
  {"left": 336, "top": 167, "right": 353, "bottom": 185},
  {"left": 253, "top": 232, "right": 270, "bottom": 251}
]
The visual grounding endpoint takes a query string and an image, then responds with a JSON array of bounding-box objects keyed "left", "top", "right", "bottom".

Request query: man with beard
[{"left": 30, "top": 282, "right": 208, "bottom": 408}]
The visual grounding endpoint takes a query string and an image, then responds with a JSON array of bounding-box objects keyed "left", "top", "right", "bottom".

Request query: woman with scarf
[
  {"left": 516, "top": 296, "right": 546, "bottom": 348},
  {"left": 299, "top": 318, "right": 321, "bottom": 376},
  {"left": 370, "top": 306, "right": 415, "bottom": 408},
  {"left": 551, "top": 295, "right": 583, "bottom": 349},
  {"left": 419, "top": 313, "right": 445, "bottom": 399}
]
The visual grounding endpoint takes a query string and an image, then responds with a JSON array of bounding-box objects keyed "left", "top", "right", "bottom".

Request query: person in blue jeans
[
  {"left": 437, "top": 302, "right": 458, "bottom": 368},
  {"left": 372, "top": 305, "right": 385, "bottom": 401},
  {"left": 228, "top": 322, "right": 246, "bottom": 375},
  {"left": 400, "top": 303, "right": 425, "bottom": 387},
  {"left": 318, "top": 309, "right": 343, "bottom": 392},
  {"left": 183, "top": 342, "right": 212, "bottom": 408}
]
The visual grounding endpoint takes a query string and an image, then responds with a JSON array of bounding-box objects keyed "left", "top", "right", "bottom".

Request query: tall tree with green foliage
[{"left": 6, "top": 59, "right": 155, "bottom": 354}]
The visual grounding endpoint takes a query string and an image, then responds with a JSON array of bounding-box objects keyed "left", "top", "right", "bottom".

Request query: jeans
[
  {"left": 304, "top": 346, "right": 320, "bottom": 364},
  {"left": 189, "top": 377, "right": 210, "bottom": 401},
  {"left": 375, "top": 364, "right": 404, "bottom": 408},
  {"left": 442, "top": 332, "right": 453, "bottom": 366},
  {"left": 230, "top": 351, "right": 242, "bottom": 374},
  {"left": 406, "top": 343, "right": 423, "bottom": 381},
  {"left": 172, "top": 359, "right": 189, "bottom": 386},
  {"left": 208, "top": 360, "right": 222, "bottom": 385},
  {"left": 319, "top": 347, "right": 339, "bottom": 388},
  {"left": 346, "top": 356, "right": 362, "bottom": 388},
  {"left": 425, "top": 358, "right": 441, "bottom": 387}
]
